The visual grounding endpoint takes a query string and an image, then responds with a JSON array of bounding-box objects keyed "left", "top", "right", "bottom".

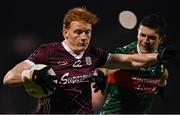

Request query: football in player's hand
[{"left": 24, "top": 64, "right": 58, "bottom": 98}]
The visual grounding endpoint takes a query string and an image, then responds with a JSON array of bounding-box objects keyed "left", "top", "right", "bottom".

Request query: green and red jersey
[{"left": 100, "top": 42, "right": 163, "bottom": 114}]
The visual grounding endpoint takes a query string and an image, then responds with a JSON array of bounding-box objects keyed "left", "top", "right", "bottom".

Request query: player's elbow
[
  {"left": 3, "top": 71, "right": 17, "bottom": 86},
  {"left": 3, "top": 72, "right": 12, "bottom": 86}
]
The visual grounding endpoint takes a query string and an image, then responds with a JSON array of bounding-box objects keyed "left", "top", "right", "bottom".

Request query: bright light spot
[{"left": 119, "top": 10, "right": 137, "bottom": 29}]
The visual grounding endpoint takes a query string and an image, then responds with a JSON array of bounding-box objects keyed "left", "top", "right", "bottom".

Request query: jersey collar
[{"left": 62, "top": 40, "right": 84, "bottom": 59}]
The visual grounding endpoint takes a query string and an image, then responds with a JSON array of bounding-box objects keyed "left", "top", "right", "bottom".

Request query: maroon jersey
[{"left": 27, "top": 41, "right": 109, "bottom": 114}]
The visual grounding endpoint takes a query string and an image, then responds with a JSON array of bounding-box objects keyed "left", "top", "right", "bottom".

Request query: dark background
[{"left": 0, "top": 0, "right": 179, "bottom": 113}]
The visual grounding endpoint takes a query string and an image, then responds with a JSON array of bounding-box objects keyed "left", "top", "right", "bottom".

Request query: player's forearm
[
  {"left": 104, "top": 53, "right": 158, "bottom": 69},
  {"left": 3, "top": 70, "right": 24, "bottom": 87},
  {"left": 130, "top": 53, "right": 157, "bottom": 68},
  {"left": 3, "top": 61, "right": 31, "bottom": 87}
]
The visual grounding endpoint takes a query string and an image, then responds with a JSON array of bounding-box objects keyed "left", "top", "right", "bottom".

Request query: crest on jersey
[
  {"left": 58, "top": 61, "right": 68, "bottom": 66},
  {"left": 85, "top": 56, "right": 92, "bottom": 65}
]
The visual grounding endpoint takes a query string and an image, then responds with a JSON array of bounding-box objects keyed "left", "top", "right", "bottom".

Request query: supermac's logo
[{"left": 59, "top": 72, "right": 90, "bottom": 84}]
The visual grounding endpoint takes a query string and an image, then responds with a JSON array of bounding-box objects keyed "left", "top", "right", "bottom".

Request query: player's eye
[
  {"left": 147, "top": 35, "right": 156, "bottom": 40},
  {"left": 75, "top": 30, "right": 83, "bottom": 35},
  {"left": 140, "top": 33, "right": 146, "bottom": 37},
  {"left": 85, "top": 30, "right": 90, "bottom": 35}
]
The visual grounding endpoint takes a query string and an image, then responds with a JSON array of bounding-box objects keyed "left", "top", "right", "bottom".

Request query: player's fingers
[
  {"left": 94, "top": 88, "right": 100, "bottom": 93},
  {"left": 93, "top": 83, "right": 97, "bottom": 88},
  {"left": 101, "top": 90, "right": 105, "bottom": 95},
  {"left": 160, "top": 64, "right": 165, "bottom": 73}
]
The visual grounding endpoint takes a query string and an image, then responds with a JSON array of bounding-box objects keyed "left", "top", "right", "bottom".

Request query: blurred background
[{"left": 0, "top": 0, "right": 179, "bottom": 113}]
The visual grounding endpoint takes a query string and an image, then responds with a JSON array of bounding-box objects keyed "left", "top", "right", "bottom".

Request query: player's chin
[
  {"left": 141, "top": 51, "right": 151, "bottom": 54},
  {"left": 78, "top": 46, "right": 88, "bottom": 51},
  {"left": 140, "top": 47, "right": 151, "bottom": 54}
]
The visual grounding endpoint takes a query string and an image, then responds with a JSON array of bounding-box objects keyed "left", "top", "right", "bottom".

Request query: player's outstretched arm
[
  {"left": 104, "top": 53, "right": 157, "bottom": 69},
  {"left": 104, "top": 46, "right": 177, "bottom": 69}
]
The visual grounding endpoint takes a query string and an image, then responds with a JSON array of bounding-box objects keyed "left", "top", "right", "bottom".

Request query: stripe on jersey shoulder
[
  {"left": 24, "top": 60, "right": 35, "bottom": 68},
  {"left": 106, "top": 53, "right": 112, "bottom": 63}
]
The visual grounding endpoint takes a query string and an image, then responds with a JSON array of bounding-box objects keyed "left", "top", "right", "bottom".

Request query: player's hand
[
  {"left": 22, "top": 64, "right": 58, "bottom": 95},
  {"left": 85, "top": 70, "right": 107, "bottom": 95},
  {"left": 156, "top": 86, "right": 165, "bottom": 99},
  {"left": 32, "top": 66, "right": 58, "bottom": 94},
  {"left": 91, "top": 75, "right": 107, "bottom": 95},
  {"left": 157, "top": 45, "right": 177, "bottom": 62}
]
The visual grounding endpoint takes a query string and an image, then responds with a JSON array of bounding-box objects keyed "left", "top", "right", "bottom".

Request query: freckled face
[{"left": 63, "top": 21, "right": 92, "bottom": 54}]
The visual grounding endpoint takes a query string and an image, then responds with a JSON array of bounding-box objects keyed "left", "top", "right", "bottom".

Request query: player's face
[
  {"left": 137, "top": 25, "right": 162, "bottom": 53},
  {"left": 63, "top": 21, "right": 92, "bottom": 54}
]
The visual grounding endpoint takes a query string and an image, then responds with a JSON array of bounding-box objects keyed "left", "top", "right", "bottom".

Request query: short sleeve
[{"left": 27, "top": 44, "right": 49, "bottom": 64}]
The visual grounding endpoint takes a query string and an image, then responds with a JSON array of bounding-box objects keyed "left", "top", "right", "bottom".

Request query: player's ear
[
  {"left": 159, "top": 35, "right": 166, "bottom": 45},
  {"left": 137, "top": 27, "right": 140, "bottom": 39},
  {"left": 62, "top": 28, "right": 68, "bottom": 39}
]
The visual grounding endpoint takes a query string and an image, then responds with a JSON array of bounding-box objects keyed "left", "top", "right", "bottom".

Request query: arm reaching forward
[{"left": 104, "top": 53, "right": 157, "bottom": 69}]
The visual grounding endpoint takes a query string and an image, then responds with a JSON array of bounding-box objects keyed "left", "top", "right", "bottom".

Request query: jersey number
[{"left": 73, "top": 60, "right": 82, "bottom": 67}]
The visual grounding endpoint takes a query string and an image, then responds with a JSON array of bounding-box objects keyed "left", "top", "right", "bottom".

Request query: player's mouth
[{"left": 140, "top": 44, "right": 151, "bottom": 53}]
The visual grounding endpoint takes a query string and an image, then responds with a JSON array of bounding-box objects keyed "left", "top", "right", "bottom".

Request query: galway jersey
[
  {"left": 27, "top": 41, "right": 109, "bottom": 114},
  {"left": 100, "top": 42, "right": 163, "bottom": 114}
]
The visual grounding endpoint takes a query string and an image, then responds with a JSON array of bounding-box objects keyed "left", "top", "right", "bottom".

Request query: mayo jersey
[{"left": 100, "top": 42, "right": 163, "bottom": 114}]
